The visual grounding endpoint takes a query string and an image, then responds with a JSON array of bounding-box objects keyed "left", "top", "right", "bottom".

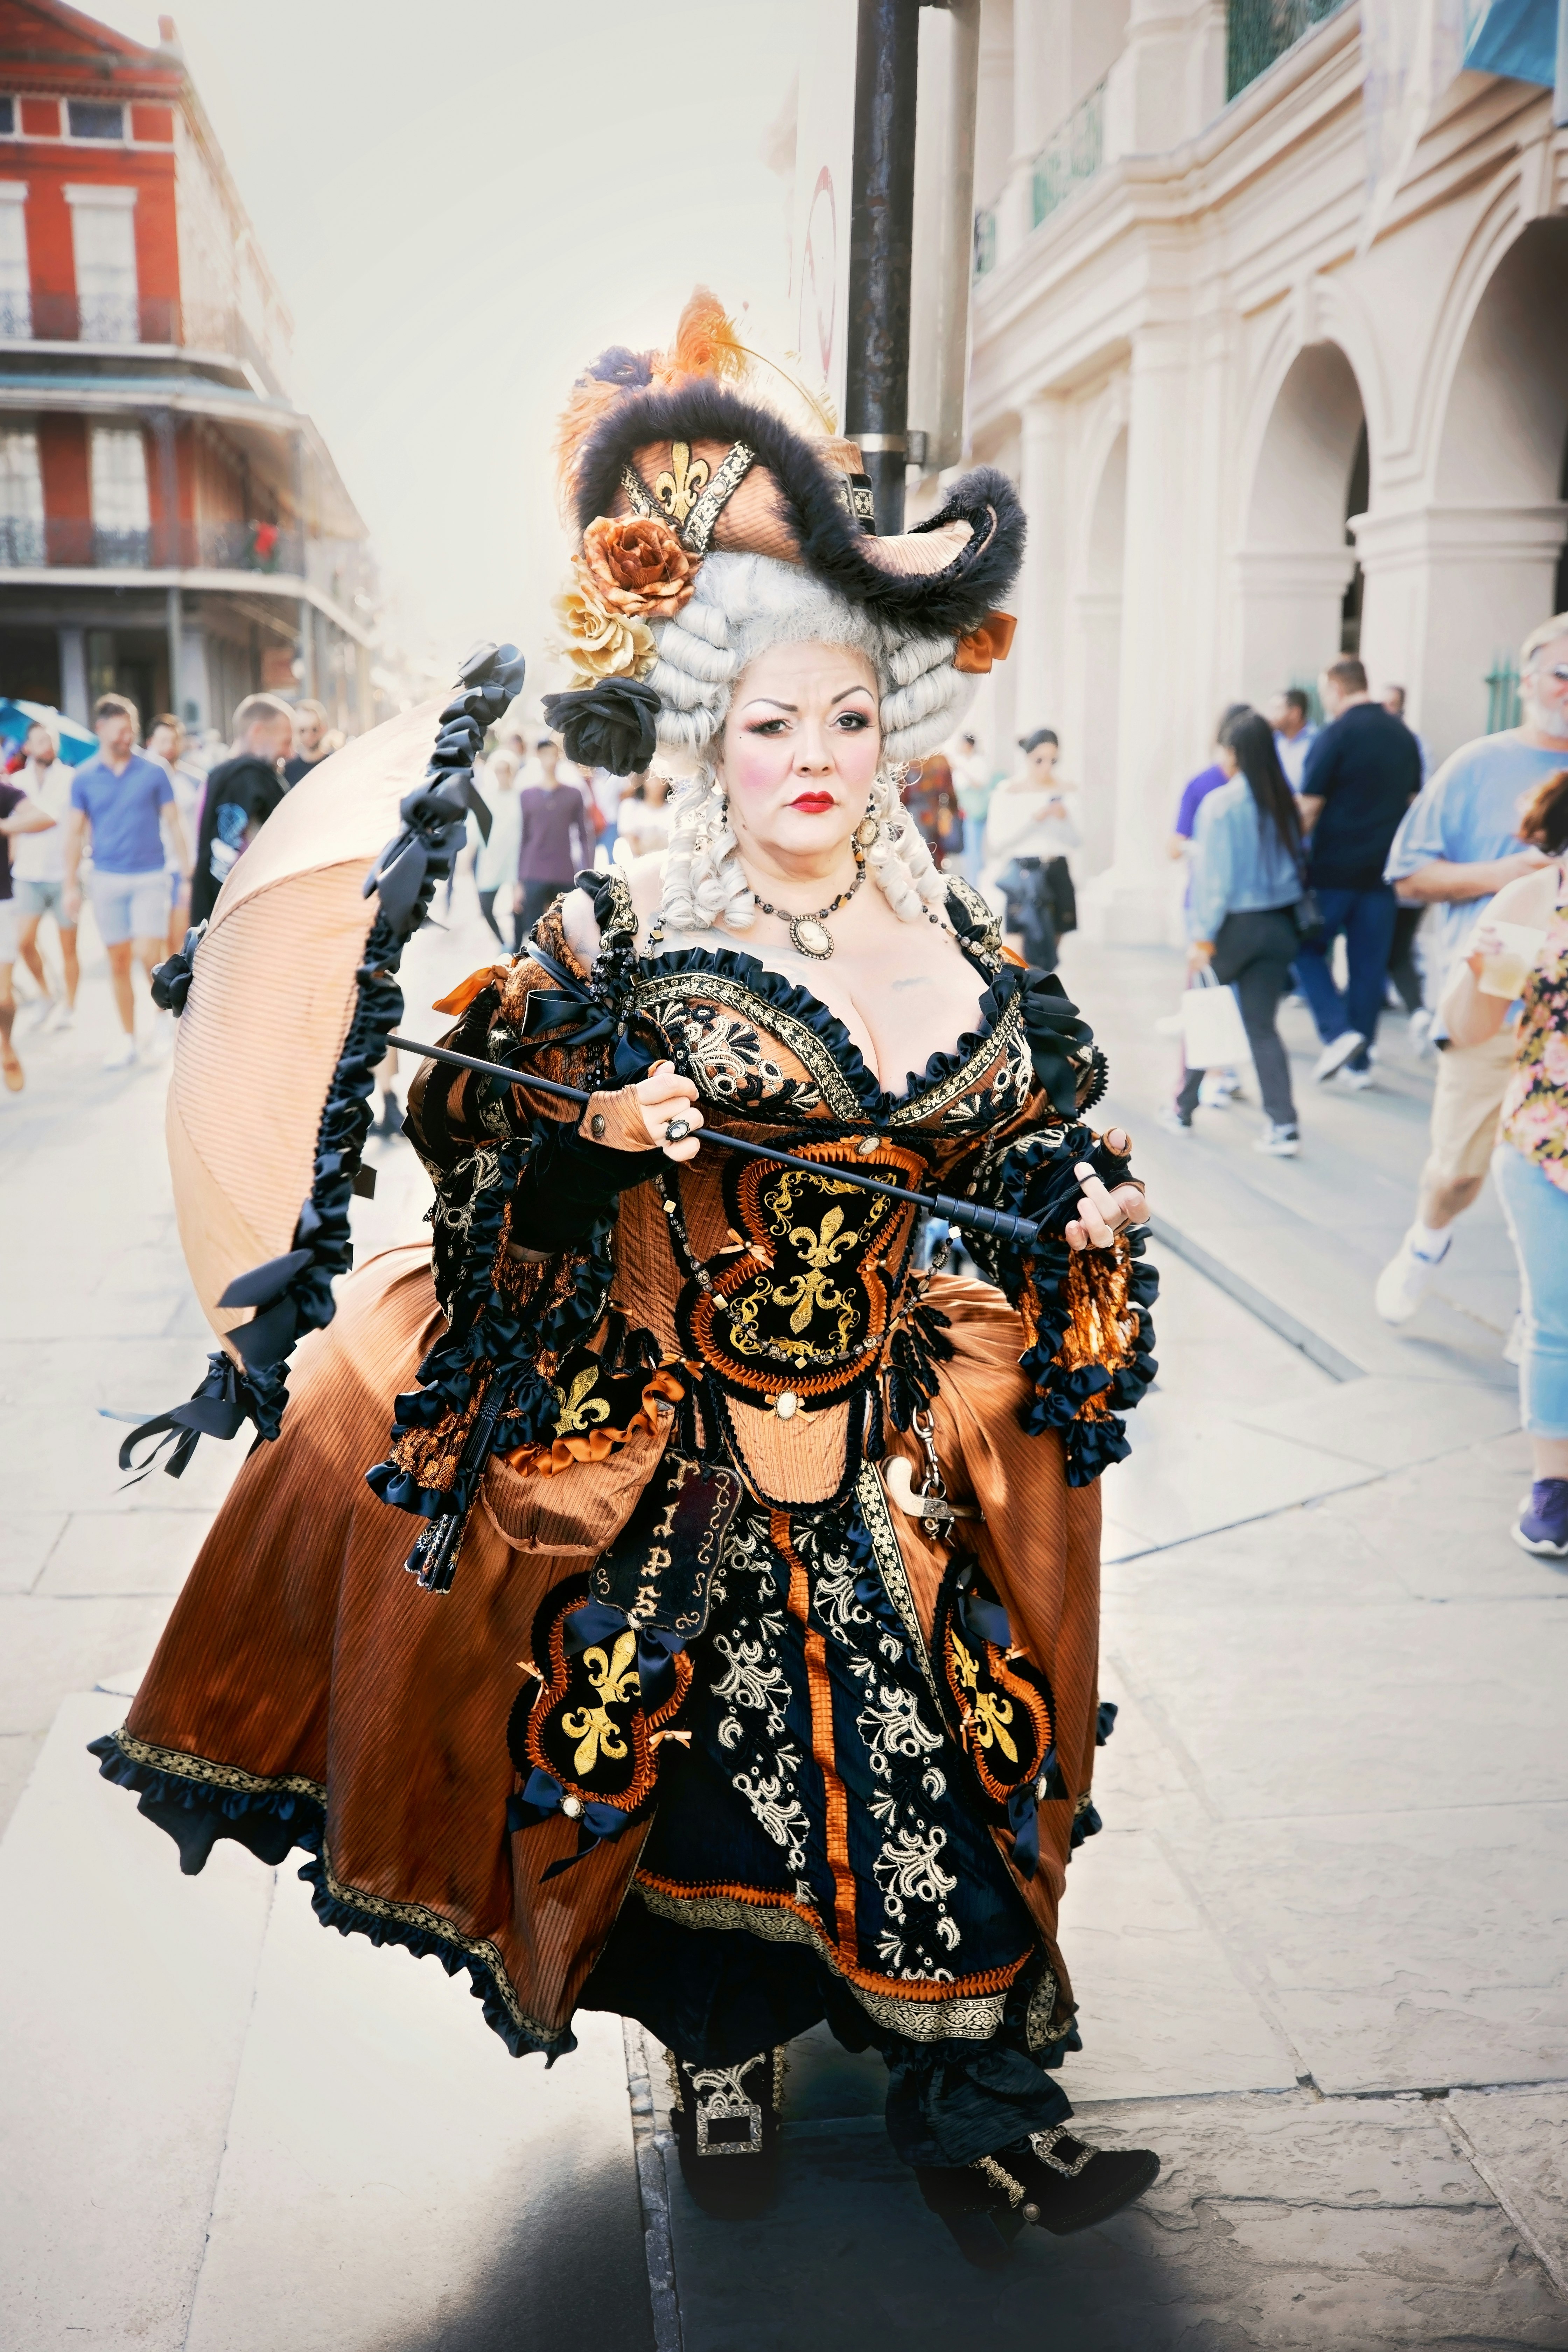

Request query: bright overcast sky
[{"left": 94, "top": 0, "right": 802, "bottom": 701}]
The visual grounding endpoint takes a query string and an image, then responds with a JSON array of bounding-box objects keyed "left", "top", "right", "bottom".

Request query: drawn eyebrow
[{"left": 739, "top": 684, "right": 877, "bottom": 715}]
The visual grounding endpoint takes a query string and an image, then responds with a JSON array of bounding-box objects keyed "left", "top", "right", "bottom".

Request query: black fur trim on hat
[{"left": 570, "top": 379, "right": 1024, "bottom": 638}]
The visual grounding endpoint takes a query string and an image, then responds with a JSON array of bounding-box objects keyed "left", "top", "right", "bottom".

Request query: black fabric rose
[{"left": 542, "top": 678, "right": 659, "bottom": 776}]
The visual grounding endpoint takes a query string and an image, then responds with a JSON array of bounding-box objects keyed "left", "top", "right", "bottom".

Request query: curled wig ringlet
[{"left": 647, "top": 551, "right": 976, "bottom": 762}]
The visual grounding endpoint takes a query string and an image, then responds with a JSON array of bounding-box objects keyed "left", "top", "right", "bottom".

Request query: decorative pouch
[{"left": 591, "top": 1453, "right": 744, "bottom": 1638}]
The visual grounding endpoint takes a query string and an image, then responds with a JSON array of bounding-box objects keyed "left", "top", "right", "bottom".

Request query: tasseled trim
[{"left": 975, "top": 1123, "right": 1159, "bottom": 1486}]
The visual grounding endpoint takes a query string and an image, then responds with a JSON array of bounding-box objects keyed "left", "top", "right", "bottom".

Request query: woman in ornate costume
[{"left": 92, "top": 297, "right": 1161, "bottom": 2268}]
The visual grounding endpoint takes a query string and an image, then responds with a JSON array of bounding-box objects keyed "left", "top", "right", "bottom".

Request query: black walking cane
[{"left": 384, "top": 1032, "right": 1041, "bottom": 1250}]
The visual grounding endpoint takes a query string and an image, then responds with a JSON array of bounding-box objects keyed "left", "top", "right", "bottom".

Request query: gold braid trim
[{"left": 111, "top": 1723, "right": 325, "bottom": 1804}]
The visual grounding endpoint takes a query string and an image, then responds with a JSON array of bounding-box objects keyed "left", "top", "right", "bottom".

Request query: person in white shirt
[
  {"left": 9, "top": 717, "right": 79, "bottom": 1030},
  {"left": 146, "top": 713, "right": 208, "bottom": 958},
  {"left": 614, "top": 770, "right": 673, "bottom": 863},
  {"left": 472, "top": 749, "right": 524, "bottom": 948},
  {"left": 1268, "top": 689, "right": 1318, "bottom": 792}
]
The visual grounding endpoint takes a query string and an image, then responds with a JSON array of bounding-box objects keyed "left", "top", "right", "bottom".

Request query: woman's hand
[
  {"left": 1463, "top": 922, "right": 1504, "bottom": 979},
  {"left": 1065, "top": 1129, "right": 1148, "bottom": 1252},
  {"left": 1186, "top": 940, "right": 1214, "bottom": 979},
  {"left": 579, "top": 1059, "right": 702, "bottom": 1162}
]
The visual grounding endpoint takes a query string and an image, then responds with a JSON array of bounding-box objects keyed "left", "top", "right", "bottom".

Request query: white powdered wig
[{"left": 651, "top": 551, "right": 971, "bottom": 934}]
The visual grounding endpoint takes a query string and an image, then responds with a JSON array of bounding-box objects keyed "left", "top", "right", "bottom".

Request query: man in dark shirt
[
  {"left": 282, "top": 699, "right": 331, "bottom": 789},
  {"left": 515, "top": 737, "right": 594, "bottom": 938},
  {"left": 190, "top": 693, "right": 295, "bottom": 925},
  {"left": 1296, "top": 655, "right": 1422, "bottom": 1084}
]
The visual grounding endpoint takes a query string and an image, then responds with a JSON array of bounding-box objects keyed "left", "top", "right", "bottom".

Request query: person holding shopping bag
[
  {"left": 1165, "top": 707, "right": 1306, "bottom": 1156},
  {"left": 1437, "top": 769, "right": 1568, "bottom": 1557}
]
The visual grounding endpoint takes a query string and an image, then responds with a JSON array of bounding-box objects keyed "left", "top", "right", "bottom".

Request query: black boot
[
  {"left": 667, "top": 2048, "right": 785, "bottom": 2218},
  {"left": 918, "top": 2127, "right": 1160, "bottom": 2264}
]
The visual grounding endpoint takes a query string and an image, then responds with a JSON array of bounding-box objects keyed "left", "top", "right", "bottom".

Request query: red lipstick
[{"left": 789, "top": 792, "right": 835, "bottom": 813}]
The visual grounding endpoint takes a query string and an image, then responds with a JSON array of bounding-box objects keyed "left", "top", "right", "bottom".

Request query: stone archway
[
  {"left": 1358, "top": 218, "right": 1568, "bottom": 762},
  {"left": 1071, "top": 425, "right": 1125, "bottom": 877},
  {"left": 1233, "top": 340, "right": 1367, "bottom": 705}
]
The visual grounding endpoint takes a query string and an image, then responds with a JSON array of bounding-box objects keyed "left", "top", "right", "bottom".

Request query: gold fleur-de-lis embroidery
[
  {"left": 772, "top": 1207, "right": 860, "bottom": 1335},
  {"left": 553, "top": 1365, "right": 611, "bottom": 1436},
  {"left": 950, "top": 1632, "right": 1017, "bottom": 1760},
  {"left": 654, "top": 441, "right": 710, "bottom": 525},
  {"left": 562, "top": 1630, "right": 639, "bottom": 1776}
]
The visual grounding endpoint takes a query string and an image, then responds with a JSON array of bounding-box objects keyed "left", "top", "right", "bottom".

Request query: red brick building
[{"left": 0, "top": 0, "right": 375, "bottom": 735}]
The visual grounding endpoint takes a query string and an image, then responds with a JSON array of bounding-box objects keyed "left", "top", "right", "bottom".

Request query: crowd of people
[
  {"left": 0, "top": 691, "right": 338, "bottom": 1090},
  {"left": 1153, "top": 614, "right": 1568, "bottom": 1558}
]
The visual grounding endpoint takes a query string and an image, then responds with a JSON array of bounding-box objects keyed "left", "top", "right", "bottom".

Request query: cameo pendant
[{"left": 789, "top": 917, "right": 834, "bottom": 959}]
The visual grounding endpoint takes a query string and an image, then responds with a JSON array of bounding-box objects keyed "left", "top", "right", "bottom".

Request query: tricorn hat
[{"left": 543, "top": 291, "right": 1022, "bottom": 771}]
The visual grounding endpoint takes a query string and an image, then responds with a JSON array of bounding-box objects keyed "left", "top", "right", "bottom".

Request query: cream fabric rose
[{"left": 553, "top": 569, "right": 657, "bottom": 686}]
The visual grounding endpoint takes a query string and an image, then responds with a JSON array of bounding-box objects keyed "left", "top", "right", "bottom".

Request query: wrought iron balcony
[
  {"left": 1031, "top": 76, "right": 1106, "bottom": 227},
  {"left": 0, "top": 293, "right": 288, "bottom": 393},
  {"left": 1226, "top": 0, "right": 1351, "bottom": 103},
  {"left": 0, "top": 517, "right": 304, "bottom": 572}
]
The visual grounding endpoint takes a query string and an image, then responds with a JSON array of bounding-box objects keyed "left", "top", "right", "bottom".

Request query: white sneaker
[
  {"left": 49, "top": 1000, "right": 75, "bottom": 1032},
  {"left": 1375, "top": 1226, "right": 1448, "bottom": 1325},
  {"left": 1312, "top": 1030, "right": 1365, "bottom": 1083},
  {"left": 1254, "top": 1122, "right": 1300, "bottom": 1156},
  {"left": 1156, "top": 1104, "right": 1193, "bottom": 1135},
  {"left": 1338, "top": 1065, "right": 1376, "bottom": 1091},
  {"left": 1198, "top": 1071, "right": 1241, "bottom": 1108},
  {"left": 102, "top": 1034, "right": 137, "bottom": 1071}
]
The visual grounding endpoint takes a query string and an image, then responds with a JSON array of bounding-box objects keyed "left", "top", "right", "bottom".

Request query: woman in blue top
[{"left": 1171, "top": 707, "right": 1306, "bottom": 1156}]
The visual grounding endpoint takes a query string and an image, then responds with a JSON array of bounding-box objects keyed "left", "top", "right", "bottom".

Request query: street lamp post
[{"left": 845, "top": 0, "right": 920, "bottom": 535}]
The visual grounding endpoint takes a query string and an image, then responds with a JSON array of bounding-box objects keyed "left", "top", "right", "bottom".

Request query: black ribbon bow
[{"left": 114, "top": 1350, "right": 257, "bottom": 1484}]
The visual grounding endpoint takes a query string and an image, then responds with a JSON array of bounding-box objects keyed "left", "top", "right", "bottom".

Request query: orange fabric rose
[
  {"left": 552, "top": 571, "right": 657, "bottom": 687},
  {"left": 581, "top": 515, "right": 697, "bottom": 620}
]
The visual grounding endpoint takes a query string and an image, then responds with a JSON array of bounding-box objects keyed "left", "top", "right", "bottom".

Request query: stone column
[
  {"left": 1356, "top": 502, "right": 1568, "bottom": 766},
  {"left": 1010, "top": 392, "right": 1068, "bottom": 747},
  {"left": 56, "top": 628, "right": 87, "bottom": 723},
  {"left": 1080, "top": 321, "right": 1194, "bottom": 943}
]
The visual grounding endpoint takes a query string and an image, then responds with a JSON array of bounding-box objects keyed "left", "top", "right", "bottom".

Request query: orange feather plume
[
  {"left": 552, "top": 373, "right": 628, "bottom": 523},
  {"left": 667, "top": 286, "right": 748, "bottom": 385}
]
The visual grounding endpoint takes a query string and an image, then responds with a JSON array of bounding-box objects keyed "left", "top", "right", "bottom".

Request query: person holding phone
[{"left": 1439, "top": 770, "right": 1568, "bottom": 1557}]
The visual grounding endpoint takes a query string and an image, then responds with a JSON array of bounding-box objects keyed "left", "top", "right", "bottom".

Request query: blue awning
[{"left": 1463, "top": 0, "right": 1559, "bottom": 87}]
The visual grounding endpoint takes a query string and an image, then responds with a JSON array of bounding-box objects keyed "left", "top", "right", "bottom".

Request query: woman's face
[
  {"left": 23, "top": 724, "right": 54, "bottom": 765},
  {"left": 1026, "top": 739, "right": 1058, "bottom": 784},
  {"left": 718, "top": 640, "right": 881, "bottom": 863}
]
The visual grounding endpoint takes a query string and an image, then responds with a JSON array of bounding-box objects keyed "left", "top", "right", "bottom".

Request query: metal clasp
[{"left": 883, "top": 1408, "right": 983, "bottom": 1541}]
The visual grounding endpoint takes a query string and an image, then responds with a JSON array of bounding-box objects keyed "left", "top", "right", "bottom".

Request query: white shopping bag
[{"left": 1180, "top": 969, "right": 1251, "bottom": 1068}]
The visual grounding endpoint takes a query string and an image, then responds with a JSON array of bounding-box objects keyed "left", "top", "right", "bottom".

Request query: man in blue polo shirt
[
  {"left": 1374, "top": 612, "right": 1568, "bottom": 1324},
  {"left": 63, "top": 694, "right": 189, "bottom": 1070}
]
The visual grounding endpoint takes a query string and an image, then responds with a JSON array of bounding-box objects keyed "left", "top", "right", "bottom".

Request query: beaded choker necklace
[{"left": 750, "top": 843, "right": 866, "bottom": 960}]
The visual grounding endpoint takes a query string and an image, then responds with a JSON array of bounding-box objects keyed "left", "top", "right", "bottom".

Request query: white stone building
[{"left": 950, "top": 0, "right": 1568, "bottom": 938}]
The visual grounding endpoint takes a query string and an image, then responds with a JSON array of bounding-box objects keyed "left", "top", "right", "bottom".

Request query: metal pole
[{"left": 845, "top": 0, "right": 920, "bottom": 534}]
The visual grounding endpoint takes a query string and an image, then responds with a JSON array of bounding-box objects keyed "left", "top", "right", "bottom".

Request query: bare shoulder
[
  {"left": 557, "top": 886, "right": 602, "bottom": 969},
  {"left": 625, "top": 852, "right": 667, "bottom": 930},
  {"left": 1490, "top": 864, "right": 1562, "bottom": 926}
]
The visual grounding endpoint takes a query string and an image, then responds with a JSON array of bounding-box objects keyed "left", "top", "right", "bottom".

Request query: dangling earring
[{"left": 854, "top": 790, "right": 879, "bottom": 850}]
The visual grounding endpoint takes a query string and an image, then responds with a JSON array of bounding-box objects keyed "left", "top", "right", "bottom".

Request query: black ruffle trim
[
  {"left": 969, "top": 1123, "right": 1160, "bottom": 1486},
  {"left": 87, "top": 1732, "right": 571, "bottom": 2063}
]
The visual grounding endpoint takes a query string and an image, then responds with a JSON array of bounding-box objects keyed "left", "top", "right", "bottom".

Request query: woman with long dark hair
[{"left": 1167, "top": 706, "right": 1306, "bottom": 1155}]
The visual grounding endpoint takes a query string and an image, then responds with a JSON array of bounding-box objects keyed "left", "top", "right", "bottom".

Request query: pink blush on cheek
[{"left": 724, "top": 727, "right": 797, "bottom": 796}]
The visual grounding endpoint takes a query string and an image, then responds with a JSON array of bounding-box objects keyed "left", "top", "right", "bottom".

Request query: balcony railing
[
  {"left": 0, "top": 517, "right": 305, "bottom": 572},
  {"left": 973, "top": 208, "right": 997, "bottom": 280},
  {"left": 0, "top": 293, "right": 288, "bottom": 393},
  {"left": 1031, "top": 75, "right": 1106, "bottom": 227},
  {"left": 1226, "top": 0, "right": 1351, "bottom": 102}
]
